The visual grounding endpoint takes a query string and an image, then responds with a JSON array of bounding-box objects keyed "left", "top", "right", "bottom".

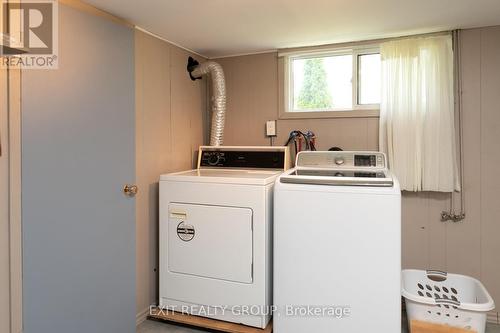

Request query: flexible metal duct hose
[{"left": 189, "top": 58, "right": 226, "bottom": 146}]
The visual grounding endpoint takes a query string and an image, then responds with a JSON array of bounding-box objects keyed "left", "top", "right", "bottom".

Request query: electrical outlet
[{"left": 266, "top": 120, "right": 276, "bottom": 137}]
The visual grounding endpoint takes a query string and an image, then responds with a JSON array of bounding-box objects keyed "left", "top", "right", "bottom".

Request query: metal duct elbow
[{"left": 187, "top": 56, "right": 226, "bottom": 146}]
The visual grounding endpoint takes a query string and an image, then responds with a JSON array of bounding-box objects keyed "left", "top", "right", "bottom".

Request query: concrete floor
[{"left": 137, "top": 318, "right": 500, "bottom": 333}]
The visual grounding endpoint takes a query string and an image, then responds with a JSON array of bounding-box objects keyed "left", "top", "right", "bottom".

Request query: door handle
[{"left": 123, "top": 184, "right": 138, "bottom": 197}]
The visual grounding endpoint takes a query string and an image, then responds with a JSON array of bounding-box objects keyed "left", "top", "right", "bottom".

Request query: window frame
[{"left": 280, "top": 45, "right": 380, "bottom": 119}]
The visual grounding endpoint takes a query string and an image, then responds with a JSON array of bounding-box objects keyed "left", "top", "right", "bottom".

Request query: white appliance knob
[{"left": 334, "top": 157, "right": 345, "bottom": 165}]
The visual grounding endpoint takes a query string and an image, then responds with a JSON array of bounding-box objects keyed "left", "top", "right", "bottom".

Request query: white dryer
[
  {"left": 274, "top": 151, "right": 401, "bottom": 333},
  {"left": 159, "top": 146, "right": 289, "bottom": 328}
]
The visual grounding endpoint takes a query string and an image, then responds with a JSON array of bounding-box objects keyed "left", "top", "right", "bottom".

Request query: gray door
[{"left": 22, "top": 5, "right": 135, "bottom": 333}]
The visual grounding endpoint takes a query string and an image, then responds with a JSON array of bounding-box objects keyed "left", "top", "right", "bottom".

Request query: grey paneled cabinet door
[{"left": 22, "top": 5, "right": 135, "bottom": 333}]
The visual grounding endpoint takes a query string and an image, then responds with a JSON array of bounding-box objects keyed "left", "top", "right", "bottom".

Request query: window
[
  {"left": 282, "top": 46, "right": 381, "bottom": 117},
  {"left": 358, "top": 53, "right": 381, "bottom": 105}
]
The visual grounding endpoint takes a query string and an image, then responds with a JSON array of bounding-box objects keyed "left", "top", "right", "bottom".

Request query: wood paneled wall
[
  {"left": 217, "top": 52, "right": 379, "bottom": 151},
  {"left": 1, "top": 3, "right": 22, "bottom": 331},
  {"left": 476, "top": 26, "right": 500, "bottom": 322},
  {"left": 214, "top": 27, "right": 500, "bottom": 322},
  {"left": 135, "top": 30, "right": 207, "bottom": 321},
  {"left": 1, "top": 44, "right": 10, "bottom": 333},
  {"left": 0, "top": 68, "right": 22, "bottom": 333}
]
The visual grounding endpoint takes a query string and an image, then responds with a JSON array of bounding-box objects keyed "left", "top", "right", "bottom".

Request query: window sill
[{"left": 278, "top": 109, "right": 380, "bottom": 120}]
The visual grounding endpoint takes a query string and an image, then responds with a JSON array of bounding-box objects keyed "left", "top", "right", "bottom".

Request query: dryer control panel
[{"left": 198, "top": 146, "right": 290, "bottom": 170}]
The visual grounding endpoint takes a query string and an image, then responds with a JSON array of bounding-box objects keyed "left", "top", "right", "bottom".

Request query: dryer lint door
[{"left": 168, "top": 203, "right": 253, "bottom": 284}]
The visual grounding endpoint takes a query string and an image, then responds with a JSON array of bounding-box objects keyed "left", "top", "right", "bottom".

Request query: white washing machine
[
  {"left": 159, "top": 146, "right": 289, "bottom": 328},
  {"left": 274, "top": 151, "right": 401, "bottom": 333}
]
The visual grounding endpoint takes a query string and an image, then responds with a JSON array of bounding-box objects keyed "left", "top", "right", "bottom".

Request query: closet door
[{"left": 21, "top": 4, "right": 135, "bottom": 333}]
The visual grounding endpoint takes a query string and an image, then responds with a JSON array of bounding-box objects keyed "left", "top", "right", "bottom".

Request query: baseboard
[
  {"left": 136, "top": 306, "right": 150, "bottom": 326},
  {"left": 487, "top": 311, "right": 499, "bottom": 325}
]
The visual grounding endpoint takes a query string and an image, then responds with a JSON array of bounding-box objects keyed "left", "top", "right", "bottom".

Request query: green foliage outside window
[{"left": 296, "top": 58, "right": 332, "bottom": 109}]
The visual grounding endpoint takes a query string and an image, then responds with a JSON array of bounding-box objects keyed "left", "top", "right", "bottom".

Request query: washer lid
[{"left": 160, "top": 168, "right": 282, "bottom": 185}]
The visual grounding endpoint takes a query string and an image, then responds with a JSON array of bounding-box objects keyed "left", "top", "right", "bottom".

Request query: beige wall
[
  {"left": 1, "top": 4, "right": 22, "bottom": 330},
  {"left": 135, "top": 30, "right": 207, "bottom": 321},
  {"left": 215, "top": 27, "right": 500, "bottom": 323},
  {"left": 1, "top": 55, "right": 22, "bottom": 333},
  {"left": 1, "top": 49, "right": 10, "bottom": 333},
  {"left": 218, "top": 52, "right": 379, "bottom": 151}
]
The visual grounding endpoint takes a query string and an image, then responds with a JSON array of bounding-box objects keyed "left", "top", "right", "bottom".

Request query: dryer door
[{"left": 168, "top": 203, "right": 253, "bottom": 284}]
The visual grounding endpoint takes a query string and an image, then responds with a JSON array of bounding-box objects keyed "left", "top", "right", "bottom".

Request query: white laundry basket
[{"left": 402, "top": 269, "right": 495, "bottom": 333}]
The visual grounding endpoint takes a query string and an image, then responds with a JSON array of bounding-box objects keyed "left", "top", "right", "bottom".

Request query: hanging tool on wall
[{"left": 284, "top": 130, "right": 317, "bottom": 161}]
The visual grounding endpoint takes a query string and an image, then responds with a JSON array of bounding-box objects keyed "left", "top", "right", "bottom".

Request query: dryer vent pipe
[{"left": 187, "top": 56, "right": 226, "bottom": 146}]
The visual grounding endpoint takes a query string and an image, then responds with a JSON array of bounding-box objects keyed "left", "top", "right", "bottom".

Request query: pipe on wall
[{"left": 187, "top": 57, "right": 226, "bottom": 146}]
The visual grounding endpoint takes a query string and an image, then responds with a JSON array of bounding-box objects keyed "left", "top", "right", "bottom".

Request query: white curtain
[{"left": 379, "top": 35, "right": 459, "bottom": 192}]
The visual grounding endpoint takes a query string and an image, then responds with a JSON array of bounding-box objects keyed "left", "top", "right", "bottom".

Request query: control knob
[{"left": 208, "top": 153, "right": 221, "bottom": 166}]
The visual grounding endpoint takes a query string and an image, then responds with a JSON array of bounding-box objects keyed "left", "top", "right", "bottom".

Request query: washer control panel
[
  {"left": 198, "top": 146, "right": 290, "bottom": 170},
  {"left": 354, "top": 154, "right": 380, "bottom": 167},
  {"left": 296, "top": 151, "right": 386, "bottom": 169}
]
